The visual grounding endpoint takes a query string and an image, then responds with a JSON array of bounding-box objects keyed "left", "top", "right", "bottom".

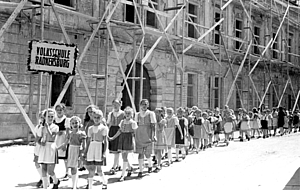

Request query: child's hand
[
  {"left": 61, "top": 144, "right": 67, "bottom": 151},
  {"left": 181, "top": 134, "right": 184, "bottom": 139},
  {"left": 108, "top": 137, "right": 113, "bottom": 141},
  {"left": 152, "top": 136, "right": 157, "bottom": 142}
]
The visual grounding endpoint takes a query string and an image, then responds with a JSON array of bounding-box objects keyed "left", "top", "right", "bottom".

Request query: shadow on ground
[{"left": 284, "top": 167, "right": 300, "bottom": 190}]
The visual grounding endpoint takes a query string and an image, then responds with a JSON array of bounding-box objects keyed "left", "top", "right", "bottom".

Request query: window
[
  {"left": 253, "top": 26, "right": 260, "bottom": 55},
  {"left": 51, "top": 74, "right": 73, "bottom": 107},
  {"left": 235, "top": 19, "right": 243, "bottom": 50},
  {"left": 54, "top": 0, "right": 75, "bottom": 7},
  {"left": 187, "top": 3, "right": 197, "bottom": 39},
  {"left": 236, "top": 78, "right": 242, "bottom": 109},
  {"left": 288, "top": 33, "right": 293, "bottom": 62},
  {"left": 125, "top": 0, "right": 139, "bottom": 23},
  {"left": 214, "top": 12, "right": 221, "bottom": 45},
  {"left": 272, "top": 33, "right": 279, "bottom": 59},
  {"left": 187, "top": 73, "right": 197, "bottom": 107},
  {"left": 298, "top": 35, "right": 300, "bottom": 65},
  {"left": 210, "top": 76, "right": 222, "bottom": 108},
  {"left": 146, "top": 0, "right": 158, "bottom": 28}
]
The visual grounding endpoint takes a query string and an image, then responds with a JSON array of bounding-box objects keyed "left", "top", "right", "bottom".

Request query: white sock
[
  {"left": 71, "top": 174, "right": 77, "bottom": 189},
  {"left": 138, "top": 159, "right": 144, "bottom": 172},
  {"left": 51, "top": 174, "right": 58, "bottom": 184},
  {"left": 37, "top": 167, "right": 42, "bottom": 179},
  {"left": 100, "top": 174, "right": 107, "bottom": 185},
  {"left": 47, "top": 174, "right": 51, "bottom": 186},
  {"left": 88, "top": 178, "right": 93, "bottom": 189},
  {"left": 147, "top": 158, "right": 152, "bottom": 168},
  {"left": 168, "top": 149, "right": 172, "bottom": 162},
  {"left": 176, "top": 148, "right": 179, "bottom": 159},
  {"left": 181, "top": 148, "right": 186, "bottom": 156},
  {"left": 122, "top": 162, "right": 128, "bottom": 177},
  {"left": 42, "top": 177, "right": 48, "bottom": 189}
]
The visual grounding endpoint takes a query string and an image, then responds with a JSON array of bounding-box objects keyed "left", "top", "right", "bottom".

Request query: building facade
[{"left": 0, "top": 0, "right": 300, "bottom": 140}]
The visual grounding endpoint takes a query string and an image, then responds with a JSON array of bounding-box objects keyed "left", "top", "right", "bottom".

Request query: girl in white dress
[
  {"left": 33, "top": 110, "right": 45, "bottom": 188},
  {"left": 38, "top": 108, "right": 60, "bottom": 189},
  {"left": 84, "top": 109, "right": 108, "bottom": 190},
  {"left": 165, "top": 108, "right": 183, "bottom": 165},
  {"left": 58, "top": 116, "right": 86, "bottom": 189}
]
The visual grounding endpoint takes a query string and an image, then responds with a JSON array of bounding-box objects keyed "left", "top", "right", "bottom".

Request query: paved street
[{"left": 1, "top": 133, "right": 300, "bottom": 190}]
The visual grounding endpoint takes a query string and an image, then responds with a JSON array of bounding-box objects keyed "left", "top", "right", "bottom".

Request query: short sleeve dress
[{"left": 86, "top": 124, "right": 108, "bottom": 165}]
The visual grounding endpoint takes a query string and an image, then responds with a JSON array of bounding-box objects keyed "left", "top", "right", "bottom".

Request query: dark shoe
[
  {"left": 36, "top": 179, "right": 42, "bottom": 188},
  {"left": 109, "top": 168, "right": 115, "bottom": 175},
  {"left": 79, "top": 167, "right": 86, "bottom": 171},
  {"left": 117, "top": 166, "right": 121, "bottom": 171},
  {"left": 119, "top": 176, "right": 125, "bottom": 182},
  {"left": 240, "top": 138, "right": 243, "bottom": 142},
  {"left": 174, "top": 159, "right": 179, "bottom": 162},
  {"left": 148, "top": 167, "right": 152, "bottom": 173},
  {"left": 153, "top": 167, "right": 161, "bottom": 173},
  {"left": 52, "top": 180, "right": 60, "bottom": 189},
  {"left": 62, "top": 174, "right": 69, "bottom": 180},
  {"left": 102, "top": 184, "right": 107, "bottom": 190},
  {"left": 138, "top": 172, "right": 143, "bottom": 177}
]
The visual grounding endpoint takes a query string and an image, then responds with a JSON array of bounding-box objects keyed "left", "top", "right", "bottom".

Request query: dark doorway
[
  {"left": 121, "top": 63, "right": 151, "bottom": 111},
  {"left": 51, "top": 74, "right": 73, "bottom": 107}
]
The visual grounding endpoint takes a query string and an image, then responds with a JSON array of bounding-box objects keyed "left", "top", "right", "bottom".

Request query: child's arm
[
  {"left": 175, "top": 118, "right": 183, "bottom": 139},
  {"left": 109, "top": 130, "right": 121, "bottom": 141}
]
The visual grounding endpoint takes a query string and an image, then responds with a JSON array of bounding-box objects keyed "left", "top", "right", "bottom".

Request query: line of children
[{"left": 33, "top": 101, "right": 300, "bottom": 189}]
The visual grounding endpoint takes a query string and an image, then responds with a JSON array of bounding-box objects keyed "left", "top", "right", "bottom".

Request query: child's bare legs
[
  {"left": 86, "top": 165, "right": 96, "bottom": 189},
  {"left": 154, "top": 150, "right": 162, "bottom": 171},
  {"left": 35, "top": 161, "right": 42, "bottom": 184},
  {"left": 193, "top": 138, "right": 199, "bottom": 152},
  {"left": 120, "top": 152, "right": 128, "bottom": 179},
  {"left": 111, "top": 153, "right": 120, "bottom": 172},
  {"left": 203, "top": 139, "right": 208, "bottom": 150},
  {"left": 96, "top": 166, "right": 107, "bottom": 186},
  {"left": 167, "top": 147, "right": 173, "bottom": 164},
  {"left": 63, "top": 159, "right": 69, "bottom": 178},
  {"left": 41, "top": 164, "right": 48, "bottom": 189},
  {"left": 240, "top": 131, "right": 244, "bottom": 141},
  {"left": 70, "top": 167, "right": 78, "bottom": 189}
]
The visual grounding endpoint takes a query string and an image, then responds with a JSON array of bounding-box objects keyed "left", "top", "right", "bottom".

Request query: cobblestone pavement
[{"left": 1, "top": 132, "right": 300, "bottom": 190}]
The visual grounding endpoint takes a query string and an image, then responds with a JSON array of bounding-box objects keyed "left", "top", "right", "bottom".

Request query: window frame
[
  {"left": 214, "top": 11, "right": 221, "bottom": 45},
  {"left": 272, "top": 32, "right": 279, "bottom": 59},
  {"left": 124, "top": 0, "right": 141, "bottom": 23},
  {"left": 253, "top": 26, "right": 260, "bottom": 55},
  {"left": 186, "top": 3, "right": 198, "bottom": 39},
  {"left": 187, "top": 73, "right": 198, "bottom": 108},
  {"left": 288, "top": 33, "right": 293, "bottom": 62},
  {"left": 146, "top": 0, "right": 159, "bottom": 28},
  {"left": 234, "top": 19, "right": 243, "bottom": 51},
  {"left": 211, "top": 76, "right": 222, "bottom": 109},
  {"left": 54, "top": 0, "right": 76, "bottom": 9}
]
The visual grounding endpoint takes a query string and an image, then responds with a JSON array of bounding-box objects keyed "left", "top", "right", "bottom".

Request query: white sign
[{"left": 28, "top": 41, "right": 78, "bottom": 75}]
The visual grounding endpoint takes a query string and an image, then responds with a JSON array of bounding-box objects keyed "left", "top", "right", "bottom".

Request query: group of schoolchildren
[{"left": 33, "top": 99, "right": 298, "bottom": 189}]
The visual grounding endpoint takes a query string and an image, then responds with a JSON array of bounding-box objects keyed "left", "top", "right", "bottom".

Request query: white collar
[{"left": 55, "top": 115, "right": 66, "bottom": 123}]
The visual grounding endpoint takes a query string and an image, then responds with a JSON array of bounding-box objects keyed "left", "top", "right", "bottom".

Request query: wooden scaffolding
[{"left": 1, "top": 0, "right": 300, "bottom": 138}]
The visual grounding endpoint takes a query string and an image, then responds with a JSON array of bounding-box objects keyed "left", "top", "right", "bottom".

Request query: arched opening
[{"left": 121, "top": 62, "right": 151, "bottom": 111}]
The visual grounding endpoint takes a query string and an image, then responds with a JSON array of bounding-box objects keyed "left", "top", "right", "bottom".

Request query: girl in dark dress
[{"left": 277, "top": 107, "right": 286, "bottom": 136}]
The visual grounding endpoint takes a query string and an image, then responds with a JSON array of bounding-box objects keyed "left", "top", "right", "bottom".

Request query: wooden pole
[
  {"left": 292, "top": 90, "right": 300, "bottom": 112},
  {"left": 0, "top": 0, "right": 28, "bottom": 38},
  {"left": 37, "top": 0, "right": 45, "bottom": 120},
  {"left": 259, "top": 80, "right": 272, "bottom": 108},
  {"left": 277, "top": 79, "right": 290, "bottom": 107},
  {"left": 0, "top": 71, "right": 35, "bottom": 137},
  {"left": 103, "top": 31, "right": 109, "bottom": 116},
  {"left": 225, "top": 40, "right": 252, "bottom": 106}
]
